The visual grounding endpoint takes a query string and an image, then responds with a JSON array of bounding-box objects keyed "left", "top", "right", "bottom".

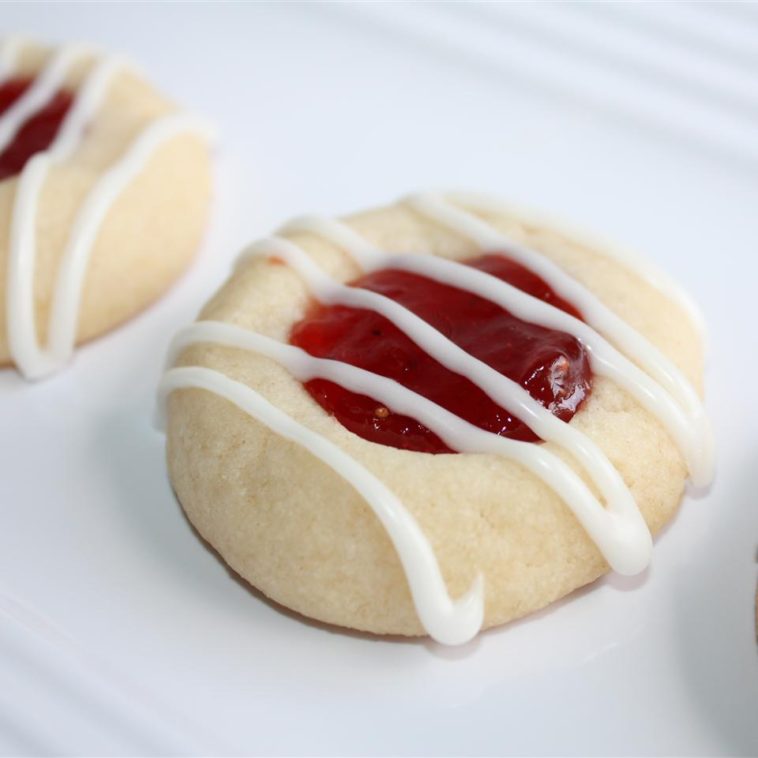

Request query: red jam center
[
  {"left": 290, "top": 254, "right": 592, "bottom": 454},
  {"left": 0, "top": 78, "right": 74, "bottom": 181}
]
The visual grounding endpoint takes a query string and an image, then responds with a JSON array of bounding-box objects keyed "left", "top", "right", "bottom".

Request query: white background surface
[{"left": 1, "top": 2, "right": 758, "bottom": 755}]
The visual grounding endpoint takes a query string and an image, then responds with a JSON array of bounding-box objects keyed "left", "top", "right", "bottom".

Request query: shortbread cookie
[
  {"left": 159, "top": 193, "right": 713, "bottom": 645},
  {"left": 0, "top": 39, "right": 212, "bottom": 379}
]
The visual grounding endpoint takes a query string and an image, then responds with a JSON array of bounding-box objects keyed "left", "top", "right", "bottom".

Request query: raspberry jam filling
[
  {"left": 290, "top": 254, "right": 592, "bottom": 453},
  {"left": 0, "top": 78, "right": 74, "bottom": 181}
]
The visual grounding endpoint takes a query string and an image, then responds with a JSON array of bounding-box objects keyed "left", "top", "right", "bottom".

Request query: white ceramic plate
[{"left": 1, "top": 3, "right": 757, "bottom": 755}]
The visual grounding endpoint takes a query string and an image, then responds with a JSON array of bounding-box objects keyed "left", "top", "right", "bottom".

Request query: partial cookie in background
[
  {"left": 159, "top": 193, "right": 713, "bottom": 645},
  {"left": 0, "top": 39, "right": 212, "bottom": 379}
]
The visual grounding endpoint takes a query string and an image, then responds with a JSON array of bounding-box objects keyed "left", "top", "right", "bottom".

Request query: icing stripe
[
  {"left": 49, "top": 56, "right": 124, "bottom": 158},
  {"left": 166, "top": 320, "right": 652, "bottom": 575},
  {"left": 44, "top": 113, "right": 211, "bottom": 368},
  {"left": 158, "top": 364, "right": 485, "bottom": 647},
  {"left": 281, "top": 214, "right": 379, "bottom": 268},
  {"left": 2, "top": 44, "right": 210, "bottom": 379}
]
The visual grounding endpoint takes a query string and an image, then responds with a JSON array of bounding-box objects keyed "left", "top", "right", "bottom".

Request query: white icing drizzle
[
  {"left": 158, "top": 364, "right": 485, "bottom": 647},
  {"left": 2, "top": 42, "right": 210, "bottom": 379},
  {"left": 160, "top": 199, "right": 712, "bottom": 644},
  {"left": 48, "top": 55, "right": 125, "bottom": 158}
]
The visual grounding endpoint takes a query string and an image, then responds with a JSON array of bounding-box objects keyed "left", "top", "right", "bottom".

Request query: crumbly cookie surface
[
  {"left": 166, "top": 201, "right": 702, "bottom": 637},
  {"left": 0, "top": 43, "right": 212, "bottom": 365}
]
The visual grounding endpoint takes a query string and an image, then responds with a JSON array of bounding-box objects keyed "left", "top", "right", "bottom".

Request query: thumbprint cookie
[
  {"left": 158, "top": 193, "right": 713, "bottom": 645},
  {"left": 0, "top": 39, "right": 212, "bottom": 379}
]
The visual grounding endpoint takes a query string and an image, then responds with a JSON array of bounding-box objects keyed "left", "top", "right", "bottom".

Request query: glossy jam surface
[
  {"left": 290, "top": 254, "right": 592, "bottom": 453},
  {"left": 0, "top": 78, "right": 74, "bottom": 181}
]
